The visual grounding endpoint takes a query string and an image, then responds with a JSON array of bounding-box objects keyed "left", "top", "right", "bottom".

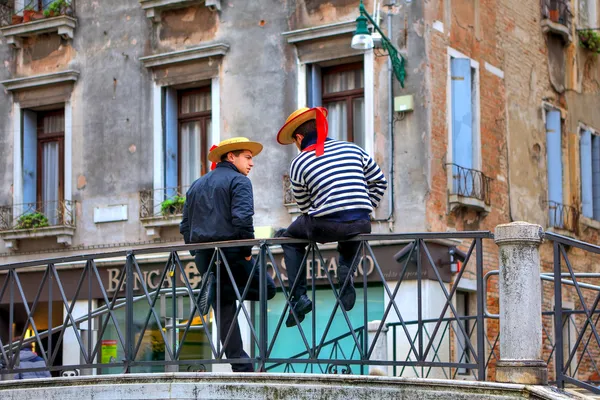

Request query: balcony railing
[
  {"left": 545, "top": 201, "right": 579, "bottom": 233},
  {"left": 139, "top": 187, "right": 188, "bottom": 219},
  {"left": 1, "top": 0, "right": 75, "bottom": 26},
  {"left": 0, "top": 200, "right": 76, "bottom": 231},
  {"left": 541, "top": 0, "right": 572, "bottom": 30},
  {"left": 446, "top": 163, "right": 492, "bottom": 205}
]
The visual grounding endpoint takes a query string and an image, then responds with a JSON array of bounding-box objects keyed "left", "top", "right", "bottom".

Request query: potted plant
[
  {"left": 22, "top": 4, "right": 35, "bottom": 23},
  {"left": 578, "top": 29, "right": 600, "bottom": 54},
  {"left": 43, "top": 0, "right": 71, "bottom": 18},
  {"left": 11, "top": 14, "right": 23, "bottom": 24},
  {"left": 549, "top": 8, "right": 560, "bottom": 22},
  {"left": 15, "top": 212, "right": 49, "bottom": 230},
  {"left": 160, "top": 195, "right": 185, "bottom": 216}
]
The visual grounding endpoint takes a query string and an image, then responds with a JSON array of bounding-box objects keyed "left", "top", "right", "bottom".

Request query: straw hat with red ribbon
[
  {"left": 276, "top": 107, "right": 328, "bottom": 157},
  {"left": 208, "top": 137, "right": 263, "bottom": 171}
]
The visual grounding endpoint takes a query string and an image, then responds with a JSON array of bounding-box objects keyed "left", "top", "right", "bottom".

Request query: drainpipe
[{"left": 372, "top": 3, "right": 396, "bottom": 230}]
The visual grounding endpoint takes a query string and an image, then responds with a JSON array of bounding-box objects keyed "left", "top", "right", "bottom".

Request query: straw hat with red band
[
  {"left": 277, "top": 107, "right": 329, "bottom": 157},
  {"left": 208, "top": 137, "right": 263, "bottom": 171}
]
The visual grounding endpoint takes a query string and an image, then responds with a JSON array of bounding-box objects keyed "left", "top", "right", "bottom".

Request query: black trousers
[
  {"left": 281, "top": 215, "right": 371, "bottom": 299},
  {"left": 195, "top": 248, "right": 276, "bottom": 372}
]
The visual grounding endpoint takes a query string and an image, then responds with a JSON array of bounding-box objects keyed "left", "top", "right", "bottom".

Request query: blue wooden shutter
[
  {"left": 307, "top": 64, "right": 322, "bottom": 108},
  {"left": 592, "top": 135, "right": 600, "bottom": 220},
  {"left": 164, "top": 87, "right": 178, "bottom": 197},
  {"left": 451, "top": 58, "right": 473, "bottom": 193},
  {"left": 546, "top": 110, "right": 563, "bottom": 227},
  {"left": 22, "top": 109, "right": 37, "bottom": 207},
  {"left": 580, "top": 130, "right": 593, "bottom": 218}
]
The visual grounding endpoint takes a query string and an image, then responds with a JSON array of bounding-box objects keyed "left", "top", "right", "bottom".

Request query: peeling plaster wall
[{"left": 0, "top": 26, "right": 14, "bottom": 255}]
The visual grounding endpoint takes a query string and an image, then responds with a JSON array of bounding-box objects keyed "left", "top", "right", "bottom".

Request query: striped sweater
[{"left": 290, "top": 139, "right": 388, "bottom": 218}]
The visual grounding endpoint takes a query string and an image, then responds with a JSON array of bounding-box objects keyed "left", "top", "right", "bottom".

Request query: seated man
[
  {"left": 180, "top": 137, "right": 276, "bottom": 372},
  {"left": 276, "top": 107, "right": 388, "bottom": 327}
]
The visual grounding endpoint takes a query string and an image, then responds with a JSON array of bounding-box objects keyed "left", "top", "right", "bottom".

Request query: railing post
[
  {"left": 367, "top": 320, "right": 388, "bottom": 376},
  {"left": 494, "top": 222, "right": 547, "bottom": 384},
  {"left": 259, "top": 241, "right": 268, "bottom": 372},
  {"left": 125, "top": 252, "right": 134, "bottom": 373}
]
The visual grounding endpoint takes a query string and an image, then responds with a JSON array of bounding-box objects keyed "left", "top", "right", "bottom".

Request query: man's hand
[{"left": 245, "top": 256, "right": 252, "bottom": 261}]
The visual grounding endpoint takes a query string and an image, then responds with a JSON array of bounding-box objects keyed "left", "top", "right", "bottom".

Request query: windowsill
[
  {"left": 139, "top": 0, "right": 220, "bottom": 21},
  {"left": 540, "top": 18, "right": 572, "bottom": 44},
  {"left": 580, "top": 216, "right": 600, "bottom": 230},
  {"left": 545, "top": 226, "right": 576, "bottom": 238},
  {"left": 140, "top": 214, "right": 182, "bottom": 238},
  {"left": 0, "top": 225, "right": 75, "bottom": 250},
  {"left": 0, "top": 15, "right": 76, "bottom": 48},
  {"left": 448, "top": 194, "right": 491, "bottom": 215}
]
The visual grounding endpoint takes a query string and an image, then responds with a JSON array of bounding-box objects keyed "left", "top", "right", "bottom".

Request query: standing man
[
  {"left": 276, "top": 107, "right": 387, "bottom": 327},
  {"left": 180, "top": 137, "right": 276, "bottom": 372}
]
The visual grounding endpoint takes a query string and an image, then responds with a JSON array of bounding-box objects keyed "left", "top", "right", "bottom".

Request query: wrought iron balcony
[
  {"left": 446, "top": 163, "right": 492, "bottom": 213},
  {"left": 0, "top": 200, "right": 76, "bottom": 249},
  {"left": 540, "top": 0, "right": 572, "bottom": 43},
  {"left": 545, "top": 201, "right": 579, "bottom": 233},
  {"left": 0, "top": 0, "right": 76, "bottom": 48},
  {"left": 139, "top": 187, "right": 188, "bottom": 238},
  {"left": 0, "top": 199, "right": 75, "bottom": 231}
]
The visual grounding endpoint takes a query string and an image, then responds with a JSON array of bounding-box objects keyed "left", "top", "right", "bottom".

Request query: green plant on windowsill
[
  {"left": 160, "top": 195, "right": 185, "bottom": 217},
  {"left": 43, "top": 0, "right": 71, "bottom": 18},
  {"left": 15, "top": 212, "right": 49, "bottom": 230},
  {"left": 578, "top": 29, "right": 600, "bottom": 54}
]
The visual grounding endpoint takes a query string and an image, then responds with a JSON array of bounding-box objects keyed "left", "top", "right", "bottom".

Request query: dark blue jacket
[
  {"left": 180, "top": 161, "right": 254, "bottom": 256},
  {"left": 15, "top": 349, "right": 51, "bottom": 379}
]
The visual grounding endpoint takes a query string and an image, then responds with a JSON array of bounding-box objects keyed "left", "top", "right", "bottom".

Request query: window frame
[
  {"left": 35, "top": 108, "right": 65, "bottom": 207},
  {"left": 446, "top": 47, "right": 481, "bottom": 191},
  {"left": 321, "top": 61, "right": 365, "bottom": 144},
  {"left": 177, "top": 86, "right": 212, "bottom": 189}
]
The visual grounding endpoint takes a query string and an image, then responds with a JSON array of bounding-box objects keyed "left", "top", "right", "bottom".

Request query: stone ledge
[
  {"left": 139, "top": 43, "right": 229, "bottom": 68},
  {"left": 0, "top": 15, "right": 76, "bottom": 48},
  {"left": 448, "top": 194, "right": 491, "bottom": 215},
  {"left": 140, "top": 0, "right": 220, "bottom": 21},
  {"left": 282, "top": 20, "right": 356, "bottom": 43},
  {"left": 140, "top": 215, "right": 181, "bottom": 238},
  {"left": 0, "top": 373, "right": 579, "bottom": 400},
  {"left": 0, "top": 70, "right": 79, "bottom": 91},
  {"left": 580, "top": 216, "right": 600, "bottom": 230},
  {"left": 0, "top": 225, "right": 76, "bottom": 250},
  {"left": 540, "top": 19, "right": 572, "bottom": 44}
]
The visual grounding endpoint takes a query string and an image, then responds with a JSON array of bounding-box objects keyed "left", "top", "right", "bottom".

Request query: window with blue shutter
[
  {"left": 593, "top": 135, "right": 600, "bottom": 220},
  {"left": 22, "top": 110, "right": 37, "bottom": 209},
  {"left": 580, "top": 129, "right": 593, "bottom": 218},
  {"left": 546, "top": 110, "right": 563, "bottom": 227},
  {"left": 164, "top": 87, "right": 178, "bottom": 198},
  {"left": 450, "top": 57, "right": 474, "bottom": 194}
]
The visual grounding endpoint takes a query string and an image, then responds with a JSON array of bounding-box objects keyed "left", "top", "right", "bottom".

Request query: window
[
  {"left": 14, "top": 0, "right": 53, "bottom": 12},
  {"left": 580, "top": 128, "right": 600, "bottom": 221},
  {"left": 306, "top": 62, "right": 365, "bottom": 149},
  {"left": 448, "top": 51, "right": 481, "bottom": 199},
  {"left": 22, "top": 107, "right": 65, "bottom": 226},
  {"left": 546, "top": 109, "right": 564, "bottom": 227},
  {"left": 163, "top": 86, "right": 211, "bottom": 195},
  {"left": 178, "top": 88, "right": 211, "bottom": 188},
  {"left": 579, "top": 0, "right": 598, "bottom": 28}
]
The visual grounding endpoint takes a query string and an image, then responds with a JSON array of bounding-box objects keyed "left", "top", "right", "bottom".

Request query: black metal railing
[
  {"left": 545, "top": 201, "right": 580, "bottom": 233},
  {"left": 545, "top": 232, "right": 600, "bottom": 394},
  {"left": 0, "top": 200, "right": 76, "bottom": 231},
  {"left": 0, "top": 232, "right": 492, "bottom": 379},
  {"left": 541, "top": 0, "right": 572, "bottom": 30},
  {"left": 1, "top": 0, "right": 75, "bottom": 27},
  {"left": 446, "top": 163, "right": 492, "bottom": 205},
  {"left": 139, "top": 187, "right": 188, "bottom": 219},
  {"left": 0, "top": 0, "right": 12, "bottom": 26}
]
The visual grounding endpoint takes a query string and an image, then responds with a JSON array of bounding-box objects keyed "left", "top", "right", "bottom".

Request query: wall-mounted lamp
[{"left": 351, "top": 0, "right": 406, "bottom": 87}]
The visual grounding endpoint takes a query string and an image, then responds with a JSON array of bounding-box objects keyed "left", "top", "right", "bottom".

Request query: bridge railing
[{"left": 0, "top": 232, "right": 493, "bottom": 379}]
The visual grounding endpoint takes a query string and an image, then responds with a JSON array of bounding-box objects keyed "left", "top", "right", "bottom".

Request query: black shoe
[
  {"left": 337, "top": 265, "right": 356, "bottom": 311},
  {"left": 285, "top": 294, "right": 312, "bottom": 327},
  {"left": 199, "top": 272, "right": 215, "bottom": 315}
]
